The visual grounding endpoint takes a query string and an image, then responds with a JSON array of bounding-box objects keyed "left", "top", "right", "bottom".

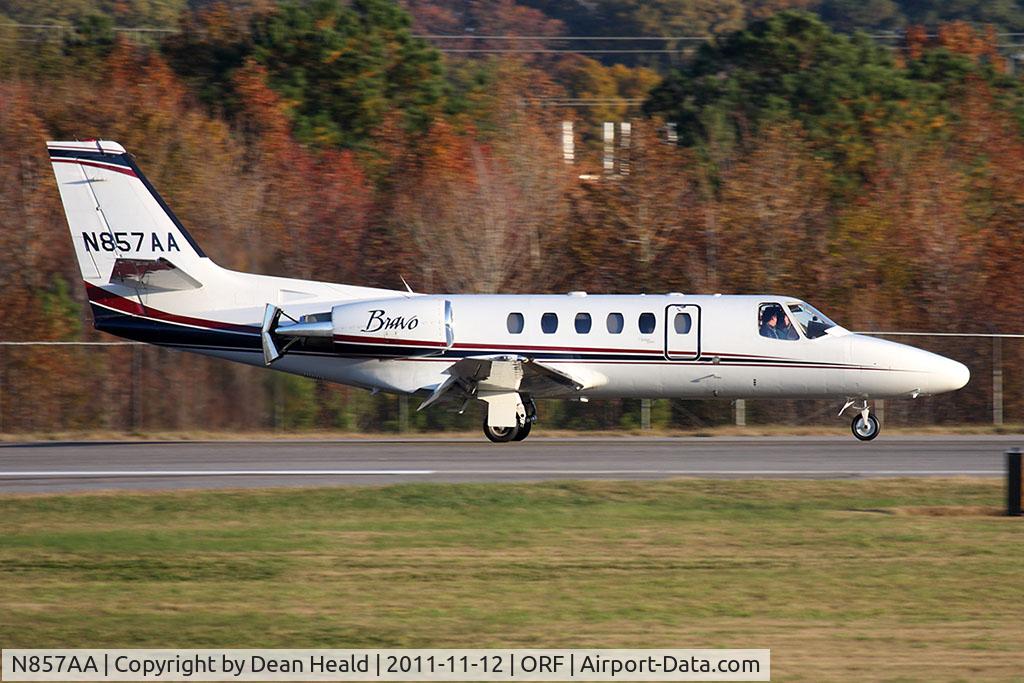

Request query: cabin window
[
  {"left": 574, "top": 313, "right": 592, "bottom": 334},
  {"left": 759, "top": 303, "right": 798, "bottom": 340},
  {"left": 507, "top": 312, "right": 524, "bottom": 334},
  {"left": 541, "top": 312, "right": 558, "bottom": 334},
  {"left": 607, "top": 313, "right": 624, "bottom": 334},
  {"left": 639, "top": 312, "right": 656, "bottom": 334},
  {"left": 673, "top": 312, "right": 692, "bottom": 334}
]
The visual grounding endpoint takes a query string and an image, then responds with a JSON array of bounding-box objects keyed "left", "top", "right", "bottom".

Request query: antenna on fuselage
[{"left": 400, "top": 275, "right": 414, "bottom": 296}]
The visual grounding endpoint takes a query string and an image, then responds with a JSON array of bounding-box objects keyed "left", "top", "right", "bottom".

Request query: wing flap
[
  {"left": 523, "top": 358, "right": 586, "bottom": 392},
  {"left": 416, "top": 355, "right": 603, "bottom": 412},
  {"left": 416, "top": 375, "right": 459, "bottom": 412}
]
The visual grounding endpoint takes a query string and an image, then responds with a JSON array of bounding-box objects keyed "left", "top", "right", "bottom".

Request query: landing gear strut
[
  {"left": 512, "top": 398, "right": 537, "bottom": 441},
  {"left": 841, "top": 399, "right": 880, "bottom": 441},
  {"left": 511, "top": 419, "right": 532, "bottom": 441},
  {"left": 483, "top": 396, "right": 536, "bottom": 443}
]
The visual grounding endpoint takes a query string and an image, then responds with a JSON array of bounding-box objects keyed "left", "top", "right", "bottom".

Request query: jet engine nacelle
[
  {"left": 331, "top": 296, "right": 454, "bottom": 355},
  {"left": 262, "top": 296, "right": 454, "bottom": 365}
]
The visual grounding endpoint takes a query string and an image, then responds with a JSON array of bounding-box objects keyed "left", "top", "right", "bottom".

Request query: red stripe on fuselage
[
  {"left": 84, "top": 283, "right": 257, "bottom": 334},
  {"left": 454, "top": 340, "right": 664, "bottom": 354},
  {"left": 333, "top": 333, "right": 449, "bottom": 348},
  {"left": 84, "top": 285, "right": 869, "bottom": 367},
  {"left": 334, "top": 334, "right": 674, "bottom": 356},
  {"left": 333, "top": 334, "right": 826, "bottom": 363}
]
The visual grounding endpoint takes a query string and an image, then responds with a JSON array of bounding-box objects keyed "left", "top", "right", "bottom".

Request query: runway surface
[{"left": 0, "top": 435, "right": 1019, "bottom": 493}]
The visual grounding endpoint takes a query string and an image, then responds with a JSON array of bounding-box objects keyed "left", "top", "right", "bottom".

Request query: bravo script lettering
[{"left": 362, "top": 309, "right": 420, "bottom": 333}]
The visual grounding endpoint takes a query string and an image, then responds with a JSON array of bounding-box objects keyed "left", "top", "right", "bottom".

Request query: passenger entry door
[{"left": 665, "top": 304, "right": 700, "bottom": 360}]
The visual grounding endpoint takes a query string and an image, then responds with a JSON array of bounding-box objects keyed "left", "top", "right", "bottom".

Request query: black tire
[
  {"left": 851, "top": 413, "right": 880, "bottom": 441},
  {"left": 483, "top": 419, "right": 518, "bottom": 443},
  {"left": 512, "top": 420, "right": 532, "bottom": 441}
]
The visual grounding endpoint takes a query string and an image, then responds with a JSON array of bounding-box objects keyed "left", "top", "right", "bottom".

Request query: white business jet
[{"left": 48, "top": 140, "right": 970, "bottom": 442}]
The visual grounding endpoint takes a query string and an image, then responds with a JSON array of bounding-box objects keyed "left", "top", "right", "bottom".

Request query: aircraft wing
[{"left": 417, "top": 355, "right": 596, "bottom": 414}]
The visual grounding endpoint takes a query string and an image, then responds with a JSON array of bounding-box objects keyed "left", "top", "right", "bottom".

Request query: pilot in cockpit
[
  {"left": 759, "top": 305, "right": 783, "bottom": 339},
  {"left": 760, "top": 304, "right": 799, "bottom": 340},
  {"left": 778, "top": 310, "right": 799, "bottom": 340}
]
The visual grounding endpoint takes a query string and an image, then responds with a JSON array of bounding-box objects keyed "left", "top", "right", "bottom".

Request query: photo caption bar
[{"left": 1, "top": 649, "right": 769, "bottom": 681}]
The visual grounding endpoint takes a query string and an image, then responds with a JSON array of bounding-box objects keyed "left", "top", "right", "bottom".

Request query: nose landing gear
[
  {"left": 851, "top": 411, "right": 880, "bottom": 441},
  {"left": 841, "top": 399, "right": 880, "bottom": 441}
]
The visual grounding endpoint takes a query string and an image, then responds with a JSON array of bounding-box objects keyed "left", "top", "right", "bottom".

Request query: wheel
[
  {"left": 851, "top": 413, "right": 880, "bottom": 441},
  {"left": 483, "top": 419, "right": 518, "bottom": 443},
  {"left": 512, "top": 419, "right": 532, "bottom": 441}
]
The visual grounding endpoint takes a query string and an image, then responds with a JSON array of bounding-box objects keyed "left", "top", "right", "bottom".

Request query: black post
[{"left": 1008, "top": 449, "right": 1022, "bottom": 517}]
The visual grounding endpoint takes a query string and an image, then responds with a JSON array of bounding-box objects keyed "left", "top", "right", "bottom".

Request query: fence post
[
  {"left": 1007, "top": 449, "right": 1021, "bottom": 517},
  {"left": 129, "top": 344, "right": 141, "bottom": 432},
  {"left": 993, "top": 337, "right": 1004, "bottom": 426},
  {"left": 398, "top": 395, "right": 409, "bottom": 433},
  {"left": 734, "top": 399, "right": 746, "bottom": 427},
  {"left": 640, "top": 399, "right": 651, "bottom": 430},
  {"left": 0, "top": 344, "right": 4, "bottom": 434},
  {"left": 273, "top": 374, "right": 284, "bottom": 432}
]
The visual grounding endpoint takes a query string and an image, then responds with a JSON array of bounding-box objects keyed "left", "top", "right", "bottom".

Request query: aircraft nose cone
[
  {"left": 927, "top": 355, "right": 970, "bottom": 394},
  {"left": 945, "top": 358, "right": 971, "bottom": 392}
]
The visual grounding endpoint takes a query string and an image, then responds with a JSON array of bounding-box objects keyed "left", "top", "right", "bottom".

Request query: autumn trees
[
  {"left": 519, "top": 0, "right": 1024, "bottom": 38},
  {"left": 0, "top": 2, "right": 1022, "bottom": 431}
]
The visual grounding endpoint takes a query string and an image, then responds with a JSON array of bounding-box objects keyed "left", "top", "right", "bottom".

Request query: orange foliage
[
  {"left": 0, "top": 82, "right": 72, "bottom": 337},
  {"left": 403, "top": 0, "right": 563, "bottom": 44},
  {"left": 905, "top": 21, "right": 1006, "bottom": 72},
  {"left": 715, "top": 124, "right": 831, "bottom": 296},
  {"left": 904, "top": 25, "right": 928, "bottom": 61},
  {"left": 3, "top": 16, "right": 1024, "bottom": 430},
  {"left": 937, "top": 22, "right": 1005, "bottom": 71},
  {"left": 231, "top": 59, "right": 372, "bottom": 281}
]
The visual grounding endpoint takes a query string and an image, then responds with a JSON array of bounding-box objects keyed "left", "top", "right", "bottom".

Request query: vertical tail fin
[{"left": 48, "top": 140, "right": 208, "bottom": 284}]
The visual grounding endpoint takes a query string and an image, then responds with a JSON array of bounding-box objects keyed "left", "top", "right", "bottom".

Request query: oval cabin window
[
  {"left": 607, "top": 313, "right": 624, "bottom": 334},
  {"left": 674, "top": 312, "right": 692, "bottom": 334},
  {"left": 507, "top": 312, "right": 524, "bottom": 334},
  {"left": 639, "top": 312, "right": 656, "bottom": 334},
  {"left": 541, "top": 312, "right": 558, "bottom": 334},
  {"left": 574, "top": 313, "right": 592, "bottom": 334}
]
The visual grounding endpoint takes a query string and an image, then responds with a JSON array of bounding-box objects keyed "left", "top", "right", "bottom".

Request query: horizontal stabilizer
[
  {"left": 261, "top": 304, "right": 283, "bottom": 366},
  {"left": 109, "top": 257, "right": 201, "bottom": 292}
]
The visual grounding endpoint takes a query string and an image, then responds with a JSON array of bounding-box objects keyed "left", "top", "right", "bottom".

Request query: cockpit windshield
[{"left": 786, "top": 303, "right": 836, "bottom": 339}]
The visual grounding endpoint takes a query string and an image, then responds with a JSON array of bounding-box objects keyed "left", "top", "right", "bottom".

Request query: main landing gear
[
  {"left": 483, "top": 396, "right": 536, "bottom": 443},
  {"left": 841, "top": 399, "right": 880, "bottom": 441}
]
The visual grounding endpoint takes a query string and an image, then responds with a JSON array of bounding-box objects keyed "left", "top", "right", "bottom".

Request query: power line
[
  {"left": 531, "top": 100, "right": 648, "bottom": 107},
  {"left": 857, "top": 331, "right": 1024, "bottom": 338},
  {"left": 6, "top": 21, "right": 1024, "bottom": 54},
  {"left": 535, "top": 98, "right": 647, "bottom": 102},
  {"left": 8, "top": 21, "right": 1024, "bottom": 40},
  {"left": 437, "top": 48, "right": 697, "bottom": 54},
  {"left": 415, "top": 34, "right": 711, "bottom": 41},
  {"left": 5, "top": 332, "right": 1021, "bottom": 345},
  {"left": 0, "top": 341, "right": 143, "bottom": 346},
  {"left": 419, "top": 31, "right": 1024, "bottom": 40},
  {"left": 1, "top": 22, "right": 176, "bottom": 33}
]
